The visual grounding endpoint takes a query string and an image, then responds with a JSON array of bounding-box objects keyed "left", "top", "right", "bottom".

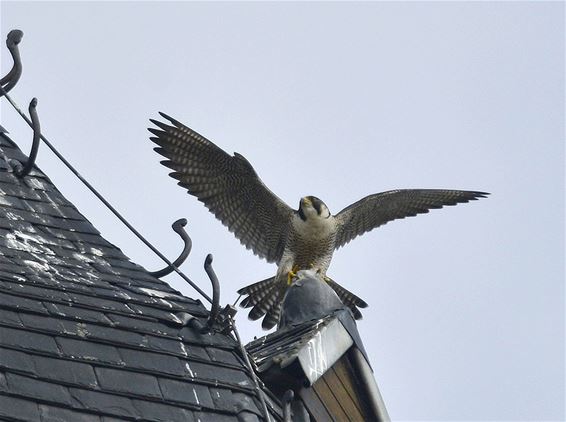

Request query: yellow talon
[{"left": 287, "top": 265, "right": 300, "bottom": 285}]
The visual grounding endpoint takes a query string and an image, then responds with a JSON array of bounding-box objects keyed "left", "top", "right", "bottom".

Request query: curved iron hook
[
  {"left": 14, "top": 98, "right": 41, "bottom": 178},
  {"left": 149, "top": 218, "right": 192, "bottom": 278},
  {"left": 0, "top": 29, "right": 23, "bottom": 96},
  {"left": 203, "top": 254, "right": 221, "bottom": 332}
]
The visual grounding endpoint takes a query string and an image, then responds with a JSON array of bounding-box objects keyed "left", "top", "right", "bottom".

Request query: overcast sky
[{"left": 1, "top": 2, "right": 564, "bottom": 420}]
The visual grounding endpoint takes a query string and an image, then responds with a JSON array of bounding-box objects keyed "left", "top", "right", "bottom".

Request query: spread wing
[
  {"left": 334, "top": 189, "right": 489, "bottom": 249},
  {"left": 149, "top": 112, "right": 294, "bottom": 264}
]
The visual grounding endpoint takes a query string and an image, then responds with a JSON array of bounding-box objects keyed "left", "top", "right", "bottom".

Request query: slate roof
[{"left": 0, "top": 131, "right": 281, "bottom": 421}]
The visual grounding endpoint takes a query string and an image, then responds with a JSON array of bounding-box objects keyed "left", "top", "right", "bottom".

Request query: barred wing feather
[
  {"left": 334, "top": 189, "right": 489, "bottom": 249},
  {"left": 149, "top": 112, "right": 294, "bottom": 264}
]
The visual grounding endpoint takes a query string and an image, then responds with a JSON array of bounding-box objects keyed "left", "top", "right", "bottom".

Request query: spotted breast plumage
[{"left": 149, "top": 113, "right": 489, "bottom": 329}]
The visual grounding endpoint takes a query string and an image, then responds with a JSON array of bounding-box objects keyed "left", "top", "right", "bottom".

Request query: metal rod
[
  {"left": 232, "top": 321, "right": 272, "bottom": 422},
  {"left": 149, "top": 218, "right": 192, "bottom": 278},
  {"left": 0, "top": 87, "right": 212, "bottom": 304},
  {"left": 15, "top": 98, "right": 40, "bottom": 178},
  {"left": 282, "top": 390, "right": 294, "bottom": 422}
]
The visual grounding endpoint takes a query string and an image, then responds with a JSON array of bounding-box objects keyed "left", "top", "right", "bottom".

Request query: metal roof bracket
[
  {"left": 202, "top": 253, "right": 221, "bottom": 332},
  {"left": 0, "top": 29, "right": 23, "bottom": 96},
  {"left": 12, "top": 98, "right": 41, "bottom": 178},
  {"left": 148, "top": 218, "right": 192, "bottom": 277}
]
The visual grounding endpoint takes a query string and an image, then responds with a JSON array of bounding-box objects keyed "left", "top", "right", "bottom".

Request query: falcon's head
[{"left": 298, "top": 196, "right": 330, "bottom": 221}]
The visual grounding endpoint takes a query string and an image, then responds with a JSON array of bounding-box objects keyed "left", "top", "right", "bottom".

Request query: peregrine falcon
[{"left": 149, "top": 113, "right": 488, "bottom": 329}]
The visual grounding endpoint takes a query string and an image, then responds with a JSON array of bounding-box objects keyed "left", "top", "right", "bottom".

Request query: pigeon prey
[{"left": 149, "top": 113, "right": 488, "bottom": 329}]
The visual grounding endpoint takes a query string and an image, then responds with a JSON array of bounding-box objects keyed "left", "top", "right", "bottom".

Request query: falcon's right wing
[
  {"left": 334, "top": 189, "right": 489, "bottom": 249},
  {"left": 149, "top": 113, "right": 294, "bottom": 264}
]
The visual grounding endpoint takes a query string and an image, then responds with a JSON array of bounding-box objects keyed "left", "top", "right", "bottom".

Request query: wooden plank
[
  {"left": 332, "top": 357, "right": 364, "bottom": 409},
  {"left": 321, "top": 367, "right": 364, "bottom": 420},
  {"left": 299, "top": 386, "right": 333, "bottom": 421},
  {"left": 312, "top": 375, "right": 350, "bottom": 421},
  {"left": 332, "top": 355, "right": 374, "bottom": 419}
]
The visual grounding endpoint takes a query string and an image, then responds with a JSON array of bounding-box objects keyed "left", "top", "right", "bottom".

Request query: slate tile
[
  {"left": 0, "top": 184, "right": 44, "bottom": 200},
  {"left": 183, "top": 343, "right": 211, "bottom": 361},
  {"left": 0, "top": 290, "right": 49, "bottom": 314},
  {"left": 145, "top": 333, "right": 188, "bottom": 356},
  {"left": 188, "top": 361, "right": 251, "bottom": 387},
  {"left": 0, "top": 266, "right": 27, "bottom": 278},
  {"left": 97, "top": 273, "right": 143, "bottom": 287},
  {"left": 129, "top": 303, "right": 182, "bottom": 320},
  {"left": 77, "top": 322, "right": 146, "bottom": 347},
  {"left": 0, "top": 170, "right": 19, "bottom": 184},
  {"left": 209, "top": 387, "right": 237, "bottom": 412},
  {"left": 112, "top": 288, "right": 168, "bottom": 305},
  {"left": 67, "top": 292, "right": 135, "bottom": 314},
  {"left": 0, "top": 393, "right": 41, "bottom": 421},
  {"left": 56, "top": 337, "right": 123, "bottom": 365},
  {"left": 193, "top": 411, "right": 237, "bottom": 422},
  {"left": 0, "top": 371, "right": 6, "bottom": 390},
  {"left": 206, "top": 347, "right": 243, "bottom": 367},
  {"left": 0, "top": 307, "right": 23, "bottom": 326},
  {"left": 111, "top": 268, "right": 164, "bottom": 284},
  {"left": 73, "top": 232, "right": 115, "bottom": 247},
  {"left": 74, "top": 243, "right": 125, "bottom": 259},
  {"left": 8, "top": 228, "right": 76, "bottom": 250},
  {"left": 118, "top": 348, "right": 186, "bottom": 376},
  {"left": 44, "top": 302, "right": 114, "bottom": 325},
  {"left": 103, "top": 257, "right": 146, "bottom": 272},
  {"left": 46, "top": 218, "right": 100, "bottom": 235},
  {"left": 0, "top": 234, "right": 56, "bottom": 256},
  {"left": 95, "top": 367, "right": 162, "bottom": 398},
  {"left": 0, "top": 216, "right": 37, "bottom": 233},
  {"left": 51, "top": 268, "right": 101, "bottom": 287},
  {"left": 158, "top": 377, "right": 214, "bottom": 408},
  {"left": 0, "top": 193, "right": 26, "bottom": 209},
  {"left": 180, "top": 326, "right": 236, "bottom": 347},
  {"left": 19, "top": 312, "right": 67, "bottom": 332},
  {"left": 0, "top": 347, "right": 36, "bottom": 375},
  {"left": 21, "top": 176, "right": 54, "bottom": 191},
  {"left": 90, "top": 287, "right": 133, "bottom": 301},
  {"left": 132, "top": 399, "right": 195, "bottom": 422},
  {"left": 6, "top": 373, "right": 74, "bottom": 406},
  {"left": 69, "top": 388, "right": 139, "bottom": 419},
  {"left": 34, "top": 355, "right": 98, "bottom": 388},
  {"left": 2, "top": 282, "right": 72, "bottom": 303},
  {"left": 36, "top": 190, "right": 70, "bottom": 206},
  {"left": 0, "top": 326, "right": 60, "bottom": 354},
  {"left": 107, "top": 314, "right": 179, "bottom": 337},
  {"left": 39, "top": 404, "right": 102, "bottom": 422},
  {"left": 36, "top": 225, "right": 83, "bottom": 242},
  {"left": 23, "top": 200, "right": 85, "bottom": 220},
  {"left": 232, "top": 392, "right": 261, "bottom": 415},
  {"left": 237, "top": 411, "right": 261, "bottom": 422}
]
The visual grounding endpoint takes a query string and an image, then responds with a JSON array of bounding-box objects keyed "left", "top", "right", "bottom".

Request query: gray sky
[{"left": 1, "top": 1, "right": 564, "bottom": 420}]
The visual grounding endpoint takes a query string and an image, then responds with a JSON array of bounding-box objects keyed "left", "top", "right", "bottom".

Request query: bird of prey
[{"left": 149, "top": 113, "right": 488, "bottom": 329}]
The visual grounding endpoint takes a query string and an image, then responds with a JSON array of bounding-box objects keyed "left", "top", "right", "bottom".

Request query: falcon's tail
[
  {"left": 237, "top": 275, "right": 368, "bottom": 330},
  {"left": 324, "top": 276, "right": 368, "bottom": 320},
  {"left": 237, "top": 277, "right": 286, "bottom": 330}
]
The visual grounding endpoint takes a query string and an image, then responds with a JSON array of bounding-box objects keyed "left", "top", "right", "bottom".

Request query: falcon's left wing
[
  {"left": 149, "top": 113, "right": 294, "bottom": 264},
  {"left": 334, "top": 189, "right": 489, "bottom": 249}
]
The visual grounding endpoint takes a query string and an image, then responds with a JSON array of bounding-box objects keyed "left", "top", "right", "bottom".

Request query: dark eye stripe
[{"left": 311, "top": 197, "right": 322, "bottom": 214}]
